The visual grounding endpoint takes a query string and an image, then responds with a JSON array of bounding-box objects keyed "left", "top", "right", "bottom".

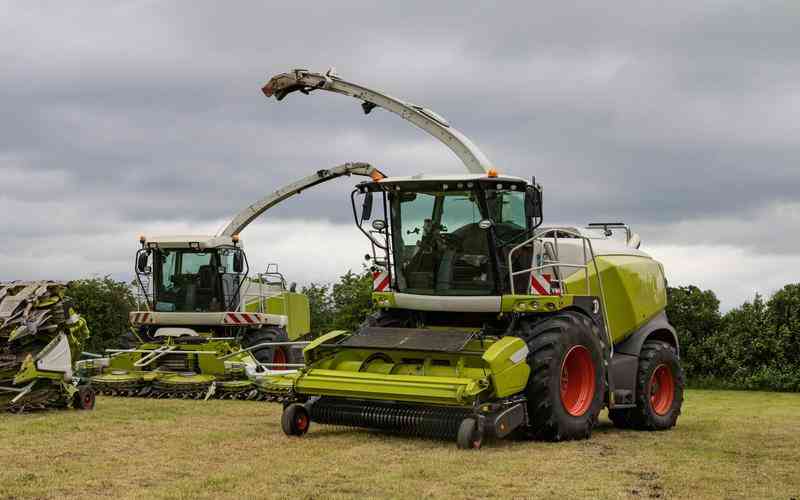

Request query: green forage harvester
[
  {"left": 256, "top": 68, "right": 686, "bottom": 449},
  {"left": 81, "top": 162, "right": 384, "bottom": 402},
  {"left": 0, "top": 281, "right": 95, "bottom": 412}
]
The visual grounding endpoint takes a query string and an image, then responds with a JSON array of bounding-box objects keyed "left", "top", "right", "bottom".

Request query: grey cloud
[{"left": 1, "top": 1, "right": 799, "bottom": 300}]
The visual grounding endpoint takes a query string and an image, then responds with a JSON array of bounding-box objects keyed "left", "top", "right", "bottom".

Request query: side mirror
[
  {"left": 361, "top": 191, "right": 373, "bottom": 221},
  {"left": 478, "top": 219, "right": 493, "bottom": 230},
  {"left": 136, "top": 252, "right": 150, "bottom": 273},
  {"left": 525, "top": 187, "right": 543, "bottom": 219},
  {"left": 233, "top": 251, "right": 244, "bottom": 273}
]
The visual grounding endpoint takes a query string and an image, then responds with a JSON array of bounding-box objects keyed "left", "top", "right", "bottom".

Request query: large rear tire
[
  {"left": 610, "top": 340, "right": 684, "bottom": 430},
  {"left": 243, "top": 327, "right": 292, "bottom": 369},
  {"left": 517, "top": 311, "right": 605, "bottom": 441}
]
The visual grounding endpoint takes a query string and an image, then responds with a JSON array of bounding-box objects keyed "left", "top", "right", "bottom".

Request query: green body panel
[
  {"left": 294, "top": 369, "right": 488, "bottom": 405},
  {"left": 500, "top": 294, "right": 575, "bottom": 314},
  {"left": 481, "top": 337, "right": 531, "bottom": 398},
  {"left": 245, "top": 292, "right": 311, "bottom": 340},
  {"left": 564, "top": 255, "right": 666, "bottom": 345},
  {"left": 259, "top": 331, "right": 530, "bottom": 406}
]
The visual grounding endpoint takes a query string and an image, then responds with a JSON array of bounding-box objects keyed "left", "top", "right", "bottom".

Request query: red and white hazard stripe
[
  {"left": 372, "top": 270, "right": 391, "bottom": 292},
  {"left": 531, "top": 273, "right": 561, "bottom": 296},
  {"left": 223, "top": 312, "right": 266, "bottom": 325},
  {"left": 129, "top": 312, "right": 153, "bottom": 325}
]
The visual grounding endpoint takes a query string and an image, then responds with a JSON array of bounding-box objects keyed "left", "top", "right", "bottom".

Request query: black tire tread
[
  {"left": 516, "top": 311, "right": 605, "bottom": 441},
  {"left": 632, "top": 340, "right": 684, "bottom": 430},
  {"left": 242, "top": 327, "right": 291, "bottom": 364},
  {"left": 610, "top": 339, "right": 684, "bottom": 430},
  {"left": 282, "top": 403, "right": 309, "bottom": 436}
]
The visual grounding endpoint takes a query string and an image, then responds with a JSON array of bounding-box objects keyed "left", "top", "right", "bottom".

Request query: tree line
[
  {"left": 667, "top": 284, "right": 800, "bottom": 391},
  {"left": 66, "top": 275, "right": 800, "bottom": 391}
]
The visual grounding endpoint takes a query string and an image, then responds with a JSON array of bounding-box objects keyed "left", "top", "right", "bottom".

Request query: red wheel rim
[
  {"left": 83, "top": 393, "right": 93, "bottom": 408},
  {"left": 649, "top": 364, "right": 675, "bottom": 416},
  {"left": 295, "top": 412, "right": 309, "bottom": 432},
  {"left": 560, "top": 345, "right": 596, "bottom": 417},
  {"left": 273, "top": 347, "right": 287, "bottom": 370}
]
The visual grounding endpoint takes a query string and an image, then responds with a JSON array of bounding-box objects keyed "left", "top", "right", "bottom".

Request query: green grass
[{"left": 1, "top": 390, "right": 798, "bottom": 499}]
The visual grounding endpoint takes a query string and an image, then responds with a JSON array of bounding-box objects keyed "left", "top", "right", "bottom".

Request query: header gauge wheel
[
  {"left": 282, "top": 403, "right": 310, "bottom": 436},
  {"left": 456, "top": 418, "right": 483, "bottom": 450}
]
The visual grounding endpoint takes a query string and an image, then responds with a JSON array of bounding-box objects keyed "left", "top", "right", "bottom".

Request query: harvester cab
[
  {"left": 135, "top": 235, "right": 248, "bottom": 316},
  {"left": 260, "top": 68, "right": 684, "bottom": 449},
  {"left": 354, "top": 173, "right": 544, "bottom": 302}
]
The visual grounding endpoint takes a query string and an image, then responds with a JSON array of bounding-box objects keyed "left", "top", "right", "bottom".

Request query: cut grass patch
[{"left": 1, "top": 390, "right": 798, "bottom": 499}]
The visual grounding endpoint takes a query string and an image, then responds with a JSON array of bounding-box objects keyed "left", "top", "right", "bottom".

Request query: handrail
[
  {"left": 507, "top": 228, "right": 613, "bottom": 357},
  {"left": 132, "top": 345, "right": 177, "bottom": 367}
]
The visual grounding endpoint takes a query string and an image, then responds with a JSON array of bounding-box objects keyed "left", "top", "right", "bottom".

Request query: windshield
[
  {"left": 153, "top": 249, "right": 239, "bottom": 312},
  {"left": 485, "top": 189, "right": 527, "bottom": 244},
  {"left": 390, "top": 189, "right": 494, "bottom": 295}
]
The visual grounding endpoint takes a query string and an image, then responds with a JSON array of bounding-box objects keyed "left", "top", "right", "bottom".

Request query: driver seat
[
  {"left": 437, "top": 223, "right": 490, "bottom": 290},
  {"left": 196, "top": 265, "right": 217, "bottom": 310}
]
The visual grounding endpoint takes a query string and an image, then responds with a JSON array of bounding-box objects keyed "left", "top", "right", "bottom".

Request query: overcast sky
[{"left": 1, "top": 1, "right": 798, "bottom": 310}]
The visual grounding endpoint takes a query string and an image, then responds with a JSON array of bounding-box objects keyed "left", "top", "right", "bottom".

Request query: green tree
[
  {"left": 768, "top": 283, "right": 800, "bottom": 367},
  {"left": 666, "top": 285, "right": 722, "bottom": 377},
  {"left": 715, "top": 294, "right": 772, "bottom": 384},
  {"left": 66, "top": 277, "right": 137, "bottom": 353},
  {"left": 301, "top": 282, "right": 335, "bottom": 335},
  {"left": 331, "top": 270, "right": 374, "bottom": 331},
  {"left": 301, "top": 269, "right": 374, "bottom": 335}
]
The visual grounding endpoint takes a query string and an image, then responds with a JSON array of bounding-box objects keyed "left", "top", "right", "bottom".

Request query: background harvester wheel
[
  {"left": 518, "top": 311, "right": 605, "bottom": 441},
  {"left": 610, "top": 340, "right": 684, "bottom": 430},
  {"left": 282, "top": 403, "right": 310, "bottom": 436},
  {"left": 73, "top": 385, "right": 96, "bottom": 410},
  {"left": 244, "top": 327, "right": 294, "bottom": 368}
]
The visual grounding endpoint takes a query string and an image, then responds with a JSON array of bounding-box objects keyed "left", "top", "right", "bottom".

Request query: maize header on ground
[{"left": 1, "top": 281, "right": 94, "bottom": 412}]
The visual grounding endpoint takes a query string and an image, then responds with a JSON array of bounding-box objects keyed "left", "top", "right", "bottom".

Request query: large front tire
[{"left": 518, "top": 311, "right": 606, "bottom": 441}]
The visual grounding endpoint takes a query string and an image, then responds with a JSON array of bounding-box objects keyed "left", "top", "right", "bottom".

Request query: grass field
[{"left": 1, "top": 390, "right": 798, "bottom": 499}]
